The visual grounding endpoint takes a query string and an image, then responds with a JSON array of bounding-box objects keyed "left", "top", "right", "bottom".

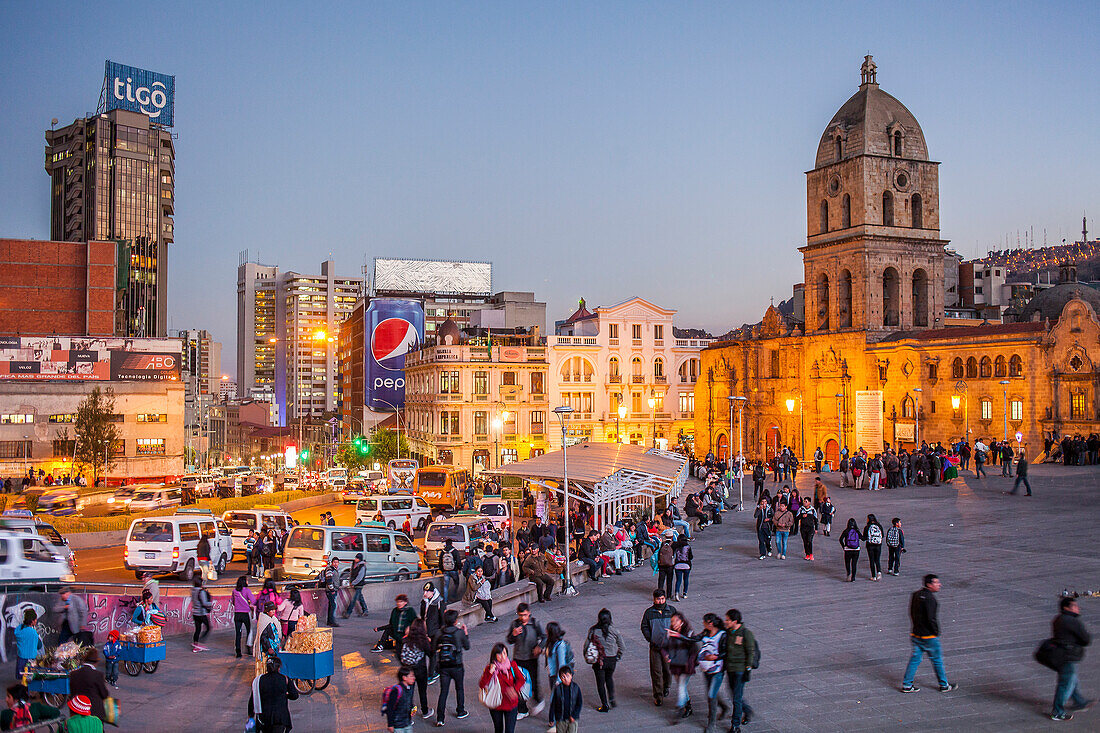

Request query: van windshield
[
  {"left": 130, "top": 521, "right": 174, "bottom": 542},
  {"left": 479, "top": 504, "right": 506, "bottom": 516},
  {"left": 426, "top": 524, "right": 464, "bottom": 543},
  {"left": 394, "top": 533, "right": 417, "bottom": 553},
  {"left": 223, "top": 513, "right": 257, "bottom": 530},
  {"left": 286, "top": 527, "right": 325, "bottom": 551}
]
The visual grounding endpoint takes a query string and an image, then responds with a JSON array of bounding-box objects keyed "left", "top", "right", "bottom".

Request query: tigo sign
[{"left": 105, "top": 61, "right": 175, "bottom": 126}]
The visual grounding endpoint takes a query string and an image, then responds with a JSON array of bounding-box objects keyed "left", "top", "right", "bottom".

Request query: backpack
[
  {"left": 583, "top": 629, "right": 604, "bottom": 665},
  {"left": 749, "top": 636, "right": 761, "bottom": 669},
  {"left": 675, "top": 546, "right": 691, "bottom": 565},
  {"left": 866, "top": 524, "right": 883, "bottom": 544},
  {"left": 436, "top": 630, "right": 459, "bottom": 667},
  {"left": 442, "top": 551, "right": 456, "bottom": 572},
  {"left": 380, "top": 683, "right": 403, "bottom": 715},
  {"left": 658, "top": 542, "right": 674, "bottom": 567},
  {"left": 886, "top": 527, "right": 901, "bottom": 548},
  {"left": 843, "top": 528, "right": 860, "bottom": 549},
  {"left": 400, "top": 641, "right": 425, "bottom": 666}
]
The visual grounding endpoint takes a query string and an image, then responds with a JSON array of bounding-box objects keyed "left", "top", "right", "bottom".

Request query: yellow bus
[{"left": 414, "top": 466, "right": 471, "bottom": 510}]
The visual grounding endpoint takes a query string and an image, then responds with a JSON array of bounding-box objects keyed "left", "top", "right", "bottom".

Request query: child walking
[
  {"left": 886, "top": 517, "right": 906, "bottom": 575},
  {"left": 548, "top": 665, "right": 583, "bottom": 733},
  {"left": 820, "top": 496, "right": 835, "bottom": 537}
]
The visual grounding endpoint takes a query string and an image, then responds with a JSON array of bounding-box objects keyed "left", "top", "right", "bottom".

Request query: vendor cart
[
  {"left": 278, "top": 649, "right": 334, "bottom": 694},
  {"left": 26, "top": 671, "right": 69, "bottom": 709},
  {"left": 120, "top": 640, "right": 166, "bottom": 676}
]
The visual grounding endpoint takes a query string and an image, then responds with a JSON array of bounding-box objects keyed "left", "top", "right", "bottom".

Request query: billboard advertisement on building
[
  {"left": 365, "top": 299, "right": 425, "bottom": 412},
  {"left": 0, "top": 337, "right": 181, "bottom": 382},
  {"left": 373, "top": 258, "right": 491, "bottom": 296},
  {"left": 104, "top": 60, "right": 175, "bottom": 126},
  {"left": 854, "top": 390, "right": 884, "bottom": 452}
]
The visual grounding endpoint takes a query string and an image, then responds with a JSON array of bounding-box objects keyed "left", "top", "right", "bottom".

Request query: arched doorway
[
  {"left": 765, "top": 427, "right": 781, "bottom": 460},
  {"left": 716, "top": 434, "right": 729, "bottom": 462},
  {"left": 824, "top": 439, "right": 839, "bottom": 468}
]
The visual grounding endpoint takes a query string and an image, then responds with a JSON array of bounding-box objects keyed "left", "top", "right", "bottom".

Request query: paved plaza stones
[{"left": 13, "top": 463, "right": 1099, "bottom": 731}]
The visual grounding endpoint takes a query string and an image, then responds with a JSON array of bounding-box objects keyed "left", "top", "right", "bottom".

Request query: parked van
[
  {"left": 354, "top": 495, "right": 433, "bottom": 532},
  {"left": 324, "top": 468, "right": 348, "bottom": 491},
  {"left": 0, "top": 530, "right": 76, "bottom": 583},
  {"left": 477, "top": 497, "right": 511, "bottom": 532},
  {"left": 423, "top": 515, "right": 495, "bottom": 568},
  {"left": 282, "top": 525, "right": 420, "bottom": 581},
  {"left": 35, "top": 489, "right": 82, "bottom": 517},
  {"left": 123, "top": 510, "right": 233, "bottom": 580},
  {"left": 0, "top": 511, "right": 75, "bottom": 570},
  {"left": 127, "top": 487, "right": 183, "bottom": 513},
  {"left": 221, "top": 507, "right": 293, "bottom": 556}
]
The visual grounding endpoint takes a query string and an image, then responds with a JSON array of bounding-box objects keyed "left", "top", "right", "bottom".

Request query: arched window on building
[
  {"left": 994, "top": 355, "right": 1006, "bottom": 377},
  {"left": 894, "top": 131, "right": 903, "bottom": 156},
  {"left": 838, "top": 269, "right": 852, "bottom": 328},
  {"left": 882, "top": 191, "right": 894, "bottom": 226},
  {"left": 653, "top": 356, "right": 664, "bottom": 379},
  {"left": 883, "top": 267, "right": 900, "bottom": 327},
  {"left": 902, "top": 394, "right": 915, "bottom": 418},
  {"left": 841, "top": 193, "right": 851, "bottom": 228},
  {"left": 835, "top": 136, "right": 843, "bottom": 162},
  {"left": 966, "top": 357, "right": 978, "bottom": 379},
  {"left": 820, "top": 200, "right": 829, "bottom": 234},
  {"left": 609, "top": 356, "right": 620, "bottom": 381},
  {"left": 817, "top": 272, "right": 830, "bottom": 331},
  {"left": 980, "top": 356, "right": 992, "bottom": 378},
  {"left": 912, "top": 268, "right": 929, "bottom": 326},
  {"left": 952, "top": 357, "right": 964, "bottom": 379},
  {"left": 1009, "top": 354, "right": 1023, "bottom": 377},
  {"left": 911, "top": 193, "right": 923, "bottom": 228}
]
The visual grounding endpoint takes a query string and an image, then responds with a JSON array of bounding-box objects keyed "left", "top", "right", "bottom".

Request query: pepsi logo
[{"left": 372, "top": 318, "right": 420, "bottom": 369}]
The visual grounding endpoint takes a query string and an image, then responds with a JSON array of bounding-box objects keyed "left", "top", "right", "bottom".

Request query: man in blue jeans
[
  {"left": 722, "top": 608, "right": 755, "bottom": 733},
  {"left": 438, "top": 540, "right": 462, "bottom": 607},
  {"left": 1049, "top": 596, "right": 1093, "bottom": 721},
  {"left": 901, "top": 574, "right": 958, "bottom": 693}
]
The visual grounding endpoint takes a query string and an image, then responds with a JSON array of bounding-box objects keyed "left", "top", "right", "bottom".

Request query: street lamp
[
  {"left": 616, "top": 399, "right": 626, "bottom": 444},
  {"left": 727, "top": 396, "right": 748, "bottom": 510},
  {"left": 785, "top": 391, "right": 803, "bottom": 459},
  {"left": 373, "top": 397, "right": 404, "bottom": 459},
  {"left": 647, "top": 389, "right": 657, "bottom": 449},
  {"left": 999, "top": 379, "right": 1011, "bottom": 442},
  {"left": 912, "top": 388, "right": 923, "bottom": 448},
  {"left": 552, "top": 405, "right": 578, "bottom": 596},
  {"left": 952, "top": 380, "right": 969, "bottom": 445}
]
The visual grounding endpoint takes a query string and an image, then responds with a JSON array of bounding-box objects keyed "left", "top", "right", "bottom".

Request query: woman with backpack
[
  {"left": 585, "top": 608, "right": 624, "bottom": 713},
  {"left": 672, "top": 537, "right": 693, "bottom": 601},
  {"left": 478, "top": 643, "right": 526, "bottom": 733},
  {"left": 839, "top": 518, "right": 862, "bottom": 582},
  {"left": 862, "top": 514, "right": 885, "bottom": 580},
  {"left": 191, "top": 575, "right": 212, "bottom": 652},
  {"left": 545, "top": 622, "right": 573, "bottom": 697},
  {"left": 401, "top": 618, "right": 435, "bottom": 721},
  {"left": 232, "top": 576, "right": 255, "bottom": 658},
  {"left": 754, "top": 497, "right": 773, "bottom": 560},
  {"left": 659, "top": 612, "right": 698, "bottom": 721},
  {"left": 256, "top": 579, "right": 282, "bottom": 621}
]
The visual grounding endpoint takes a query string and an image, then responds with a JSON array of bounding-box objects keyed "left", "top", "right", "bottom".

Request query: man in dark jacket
[
  {"left": 1050, "top": 596, "right": 1093, "bottom": 720},
  {"left": 341, "top": 553, "right": 368, "bottom": 618},
  {"left": 438, "top": 540, "right": 462, "bottom": 606},
  {"left": 723, "top": 608, "right": 756, "bottom": 733},
  {"left": 68, "top": 648, "right": 109, "bottom": 723},
  {"left": 640, "top": 589, "right": 677, "bottom": 706},
  {"left": 373, "top": 595, "right": 417, "bottom": 655},
  {"left": 901, "top": 574, "right": 957, "bottom": 693},
  {"left": 420, "top": 583, "right": 445, "bottom": 682},
  {"left": 247, "top": 656, "right": 299, "bottom": 733},
  {"left": 1009, "top": 451, "right": 1032, "bottom": 496},
  {"left": 433, "top": 609, "right": 470, "bottom": 726},
  {"left": 578, "top": 531, "right": 603, "bottom": 581},
  {"left": 508, "top": 602, "right": 546, "bottom": 716},
  {"left": 383, "top": 666, "right": 417, "bottom": 731}
]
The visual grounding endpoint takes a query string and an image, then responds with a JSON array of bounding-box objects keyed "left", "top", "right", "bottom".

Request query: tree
[
  {"left": 74, "top": 387, "right": 120, "bottom": 483},
  {"left": 335, "top": 438, "right": 371, "bottom": 473},
  {"left": 368, "top": 428, "right": 409, "bottom": 465}
]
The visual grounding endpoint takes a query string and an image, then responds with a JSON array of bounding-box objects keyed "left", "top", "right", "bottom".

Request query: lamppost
[
  {"left": 552, "top": 405, "right": 578, "bottom": 596},
  {"left": 785, "top": 390, "right": 804, "bottom": 459},
  {"left": 647, "top": 389, "right": 657, "bottom": 449},
  {"left": 999, "top": 379, "right": 1011, "bottom": 442},
  {"left": 727, "top": 396, "right": 748, "bottom": 510},
  {"left": 951, "top": 380, "right": 969, "bottom": 445},
  {"left": 913, "top": 387, "right": 923, "bottom": 448},
  {"left": 616, "top": 400, "right": 627, "bottom": 444},
  {"left": 373, "top": 397, "right": 404, "bottom": 459}
]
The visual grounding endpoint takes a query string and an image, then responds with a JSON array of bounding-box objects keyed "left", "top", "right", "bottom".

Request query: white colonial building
[{"left": 549, "top": 298, "right": 711, "bottom": 450}]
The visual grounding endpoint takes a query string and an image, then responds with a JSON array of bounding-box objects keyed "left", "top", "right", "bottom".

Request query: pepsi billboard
[
  {"left": 104, "top": 60, "right": 175, "bottom": 126},
  {"left": 365, "top": 298, "right": 425, "bottom": 412}
]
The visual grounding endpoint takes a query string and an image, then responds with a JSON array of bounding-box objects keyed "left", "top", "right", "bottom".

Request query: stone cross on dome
[{"left": 860, "top": 55, "right": 877, "bottom": 87}]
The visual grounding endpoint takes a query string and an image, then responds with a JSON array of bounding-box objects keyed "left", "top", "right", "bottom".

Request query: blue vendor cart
[
  {"left": 278, "top": 649, "right": 334, "bottom": 694},
  {"left": 119, "top": 640, "right": 166, "bottom": 676},
  {"left": 26, "top": 671, "right": 69, "bottom": 709}
]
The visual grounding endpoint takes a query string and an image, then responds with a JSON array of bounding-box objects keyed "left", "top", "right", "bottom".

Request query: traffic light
[
  {"left": 358, "top": 441, "right": 370, "bottom": 455},
  {"left": 301, "top": 448, "right": 310, "bottom": 461}
]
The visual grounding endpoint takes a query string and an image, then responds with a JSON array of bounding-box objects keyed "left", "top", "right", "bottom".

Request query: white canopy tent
[{"left": 486, "top": 443, "right": 688, "bottom": 527}]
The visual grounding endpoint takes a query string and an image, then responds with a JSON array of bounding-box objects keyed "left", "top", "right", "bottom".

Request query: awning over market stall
[{"left": 485, "top": 443, "right": 688, "bottom": 527}]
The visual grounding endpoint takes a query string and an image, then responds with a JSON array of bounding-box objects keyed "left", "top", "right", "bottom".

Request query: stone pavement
[{"left": 7, "top": 463, "right": 1100, "bottom": 732}]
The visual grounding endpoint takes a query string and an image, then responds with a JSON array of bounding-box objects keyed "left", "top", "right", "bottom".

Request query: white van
[
  {"left": 282, "top": 524, "right": 420, "bottom": 581},
  {"left": 0, "top": 530, "right": 76, "bottom": 583},
  {"left": 221, "top": 507, "right": 293, "bottom": 556},
  {"left": 477, "top": 498, "right": 511, "bottom": 532},
  {"left": 181, "top": 474, "right": 216, "bottom": 498},
  {"left": 0, "top": 512, "right": 75, "bottom": 571},
  {"left": 423, "top": 516, "right": 495, "bottom": 568},
  {"left": 354, "top": 495, "right": 433, "bottom": 532},
  {"left": 124, "top": 511, "right": 233, "bottom": 580},
  {"left": 324, "top": 468, "right": 348, "bottom": 490},
  {"left": 128, "top": 487, "right": 182, "bottom": 513}
]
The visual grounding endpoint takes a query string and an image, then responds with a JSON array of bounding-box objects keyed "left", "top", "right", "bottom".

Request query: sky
[{"left": 1, "top": 2, "right": 1098, "bottom": 375}]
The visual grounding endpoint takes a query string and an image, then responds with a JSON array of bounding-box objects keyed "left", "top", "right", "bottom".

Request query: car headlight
[{"left": 107, "top": 497, "right": 115, "bottom": 503}]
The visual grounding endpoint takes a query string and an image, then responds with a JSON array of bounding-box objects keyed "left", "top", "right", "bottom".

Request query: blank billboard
[{"left": 373, "top": 259, "right": 491, "bottom": 296}]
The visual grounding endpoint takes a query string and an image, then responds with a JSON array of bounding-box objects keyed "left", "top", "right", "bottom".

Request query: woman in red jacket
[{"left": 479, "top": 643, "right": 526, "bottom": 733}]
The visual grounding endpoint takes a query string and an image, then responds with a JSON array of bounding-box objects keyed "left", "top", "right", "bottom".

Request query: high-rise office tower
[{"left": 44, "top": 109, "right": 175, "bottom": 337}]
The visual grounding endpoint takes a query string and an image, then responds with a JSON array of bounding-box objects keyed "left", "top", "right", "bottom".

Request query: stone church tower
[{"left": 801, "top": 56, "right": 948, "bottom": 338}]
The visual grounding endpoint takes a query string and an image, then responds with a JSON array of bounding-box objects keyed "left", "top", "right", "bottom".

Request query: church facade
[{"left": 693, "top": 57, "right": 1100, "bottom": 464}]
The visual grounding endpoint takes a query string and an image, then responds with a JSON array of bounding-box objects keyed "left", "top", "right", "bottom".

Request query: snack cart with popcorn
[
  {"left": 120, "top": 624, "right": 167, "bottom": 675},
  {"left": 278, "top": 614, "right": 333, "bottom": 694}
]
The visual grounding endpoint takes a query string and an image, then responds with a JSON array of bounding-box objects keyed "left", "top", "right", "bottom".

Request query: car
[
  {"left": 35, "top": 489, "right": 83, "bottom": 516},
  {"left": 0, "top": 529, "right": 76, "bottom": 584},
  {"left": 124, "top": 510, "right": 233, "bottom": 581},
  {"left": 128, "top": 487, "right": 182, "bottom": 513},
  {"left": 341, "top": 479, "right": 371, "bottom": 504},
  {"left": 282, "top": 524, "right": 420, "bottom": 581},
  {"left": 105, "top": 487, "right": 139, "bottom": 514},
  {"left": 354, "top": 495, "right": 433, "bottom": 532}
]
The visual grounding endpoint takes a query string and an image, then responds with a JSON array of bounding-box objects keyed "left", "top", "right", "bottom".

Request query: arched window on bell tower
[
  {"left": 893, "top": 131, "right": 903, "bottom": 156},
  {"left": 820, "top": 200, "right": 829, "bottom": 233},
  {"left": 882, "top": 190, "right": 894, "bottom": 226},
  {"left": 912, "top": 268, "right": 929, "bottom": 327},
  {"left": 816, "top": 272, "right": 830, "bottom": 331},
  {"left": 911, "top": 193, "right": 923, "bottom": 228},
  {"left": 841, "top": 194, "right": 851, "bottom": 228},
  {"left": 835, "top": 136, "right": 843, "bottom": 162},
  {"left": 883, "top": 267, "right": 900, "bottom": 327},
  {"left": 838, "top": 269, "right": 852, "bottom": 328}
]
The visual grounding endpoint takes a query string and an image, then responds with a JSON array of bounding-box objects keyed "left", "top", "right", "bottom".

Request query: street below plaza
[{"left": 17, "top": 461, "right": 1100, "bottom": 732}]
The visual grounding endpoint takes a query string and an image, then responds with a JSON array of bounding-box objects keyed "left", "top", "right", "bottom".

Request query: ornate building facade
[{"left": 694, "top": 57, "right": 1100, "bottom": 464}]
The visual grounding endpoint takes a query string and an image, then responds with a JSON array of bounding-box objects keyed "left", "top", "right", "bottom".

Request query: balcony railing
[
  {"left": 608, "top": 375, "right": 621, "bottom": 384},
  {"left": 632, "top": 375, "right": 645, "bottom": 384},
  {"left": 654, "top": 375, "right": 667, "bottom": 384}
]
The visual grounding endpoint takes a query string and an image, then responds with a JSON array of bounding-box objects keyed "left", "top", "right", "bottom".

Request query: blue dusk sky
[{"left": 1, "top": 2, "right": 1097, "bottom": 371}]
